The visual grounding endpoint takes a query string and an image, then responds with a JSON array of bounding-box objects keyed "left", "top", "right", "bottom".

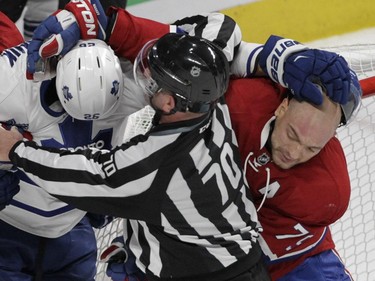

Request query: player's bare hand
[{"left": 0, "top": 126, "right": 23, "bottom": 162}]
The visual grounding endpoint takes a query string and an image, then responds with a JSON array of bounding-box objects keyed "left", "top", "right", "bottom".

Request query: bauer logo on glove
[{"left": 259, "top": 35, "right": 352, "bottom": 106}]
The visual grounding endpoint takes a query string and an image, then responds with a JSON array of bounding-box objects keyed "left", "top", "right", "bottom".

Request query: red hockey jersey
[{"left": 226, "top": 77, "right": 351, "bottom": 280}]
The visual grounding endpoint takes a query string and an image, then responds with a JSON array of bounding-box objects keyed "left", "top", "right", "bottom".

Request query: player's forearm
[
  {"left": 107, "top": 8, "right": 171, "bottom": 62},
  {"left": 9, "top": 140, "right": 111, "bottom": 187},
  {"left": 107, "top": 10, "right": 242, "bottom": 64},
  {"left": 7, "top": 140, "right": 162, "bottom": 218},
  {"left": 230, "top": 41, "right": 265, "bottom": 77}
]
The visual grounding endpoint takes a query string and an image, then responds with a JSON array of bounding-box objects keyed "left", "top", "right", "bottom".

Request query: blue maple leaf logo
[
  {"left": 110, "top": 80, "right": 120, "bottom": 96},
  {"left": 41, "top": 116, "right": 113, "bottom": 150},
  {"left": 62, "top": 86, "right": 73, "bottom": 101}
]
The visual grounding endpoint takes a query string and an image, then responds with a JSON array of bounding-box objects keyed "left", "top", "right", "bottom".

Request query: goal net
[
  {"left": 94, "top": 44, "right": 375, "bottom": 281},
  {"left": 323, "top": 44, "right": 375, "bottom": 281}
]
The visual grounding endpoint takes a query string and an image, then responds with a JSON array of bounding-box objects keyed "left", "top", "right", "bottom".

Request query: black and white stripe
[
  {"left": 10, "top": 98, "right": 261, "bottom": 280},
  {"left": 174, "top": 13, "right": 242, "bottom": 62}
]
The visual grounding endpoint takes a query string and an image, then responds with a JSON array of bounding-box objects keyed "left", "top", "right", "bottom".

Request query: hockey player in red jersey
[
  {"left": 226, "top": 35, "right": 361, "bottom": 280},
  {"left": 225, "top": 77, "right": 357, "bottom": 280}
]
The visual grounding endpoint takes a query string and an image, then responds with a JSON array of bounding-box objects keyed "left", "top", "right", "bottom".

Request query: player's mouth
[{"left": 274, "top": 150, "right": 296, "bottom": 167}]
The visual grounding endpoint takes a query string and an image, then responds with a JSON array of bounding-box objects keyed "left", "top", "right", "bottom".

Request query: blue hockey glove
[
  {"left": 27, "top": 0, "right": 108, "bottom": 80},
  {"left": 0, "top": 170, "right": 20, "bottom": 211},
  {"left": 259, "top": 35, "right": 351, "bottom": 105},
  {"left": 100, "top": 237, "right": 147, "bottom": 281}
]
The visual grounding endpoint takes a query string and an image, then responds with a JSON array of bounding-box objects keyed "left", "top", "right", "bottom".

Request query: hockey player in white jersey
[
  {"left": 0, "top": 5, "right": 243, "bottom": 280},
  {"left": 0, "top": 38, "right": 147, "bottom": 280},
  {"left": 0, "top": 11, "right": 149, "bottom": 280}
]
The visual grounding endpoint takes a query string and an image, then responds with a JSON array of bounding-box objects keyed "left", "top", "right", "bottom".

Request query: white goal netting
[
  {"left": 94, "top": 44, "right": 375, "bottom": 281},
  {"left": 324, "top": 44, "right": 375, "bottom": 281}
]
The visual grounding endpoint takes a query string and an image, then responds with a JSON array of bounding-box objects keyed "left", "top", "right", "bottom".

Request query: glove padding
[
  {"left": 0, "top": 170, "right": 20, "bottom": 211},
  {"left": 27, "top": 0, "right": 108, "bottom": 80},
  {"left": 259, "top": 35, "right": 351, "bottom": 105},
  {"left": 100, "top": 237, "right": 147, "bottom": 281}
]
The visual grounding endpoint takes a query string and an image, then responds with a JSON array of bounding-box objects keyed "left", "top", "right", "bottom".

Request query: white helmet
[{"left": 56, "top": 39, "right": 123, "bottom": 120}]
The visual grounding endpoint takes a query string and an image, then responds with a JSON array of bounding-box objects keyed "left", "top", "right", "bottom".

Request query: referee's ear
[
  {"left": 151, "top": 92, "right": 176, "bottom": 114},
  {"left": 161, "top": 93, "right": 176, "bottom": 114}
]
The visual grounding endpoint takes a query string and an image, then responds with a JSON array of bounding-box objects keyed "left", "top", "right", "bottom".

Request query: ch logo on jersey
[
  {"left": 62, "top": 86, "right": 73, "bottom": 101},
  {"left": 41, "top": 116, "right": 113, "bottom": 150},
  {"left": 110, "top": 80, "right": 120, "bottom": 96}
]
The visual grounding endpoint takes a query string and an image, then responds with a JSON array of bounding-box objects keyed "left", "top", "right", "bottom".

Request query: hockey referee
[{"left": 0, "top": 34, "right": 271, "bottom": 281}]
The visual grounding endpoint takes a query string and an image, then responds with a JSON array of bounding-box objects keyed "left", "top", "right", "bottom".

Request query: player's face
[{"left": 271, "top": 98, "right": 338, "bottom": 169}]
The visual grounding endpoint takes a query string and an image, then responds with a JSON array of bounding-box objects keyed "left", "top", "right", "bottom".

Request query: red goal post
[{"left": 361, "top": 76, "right": 375, "bottom": 98}]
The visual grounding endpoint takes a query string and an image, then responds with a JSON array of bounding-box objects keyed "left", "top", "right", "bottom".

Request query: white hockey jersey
[
  {"left": 0, "top": 43, "right": 146, "bottom": 238},
  {"left": 0, "top": 11, "right": 242, "bottom": 239}
]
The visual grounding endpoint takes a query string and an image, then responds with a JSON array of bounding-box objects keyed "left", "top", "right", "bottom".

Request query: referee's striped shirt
[{"left": 10, "top": 98, "right": 262, "bottom": 280}]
